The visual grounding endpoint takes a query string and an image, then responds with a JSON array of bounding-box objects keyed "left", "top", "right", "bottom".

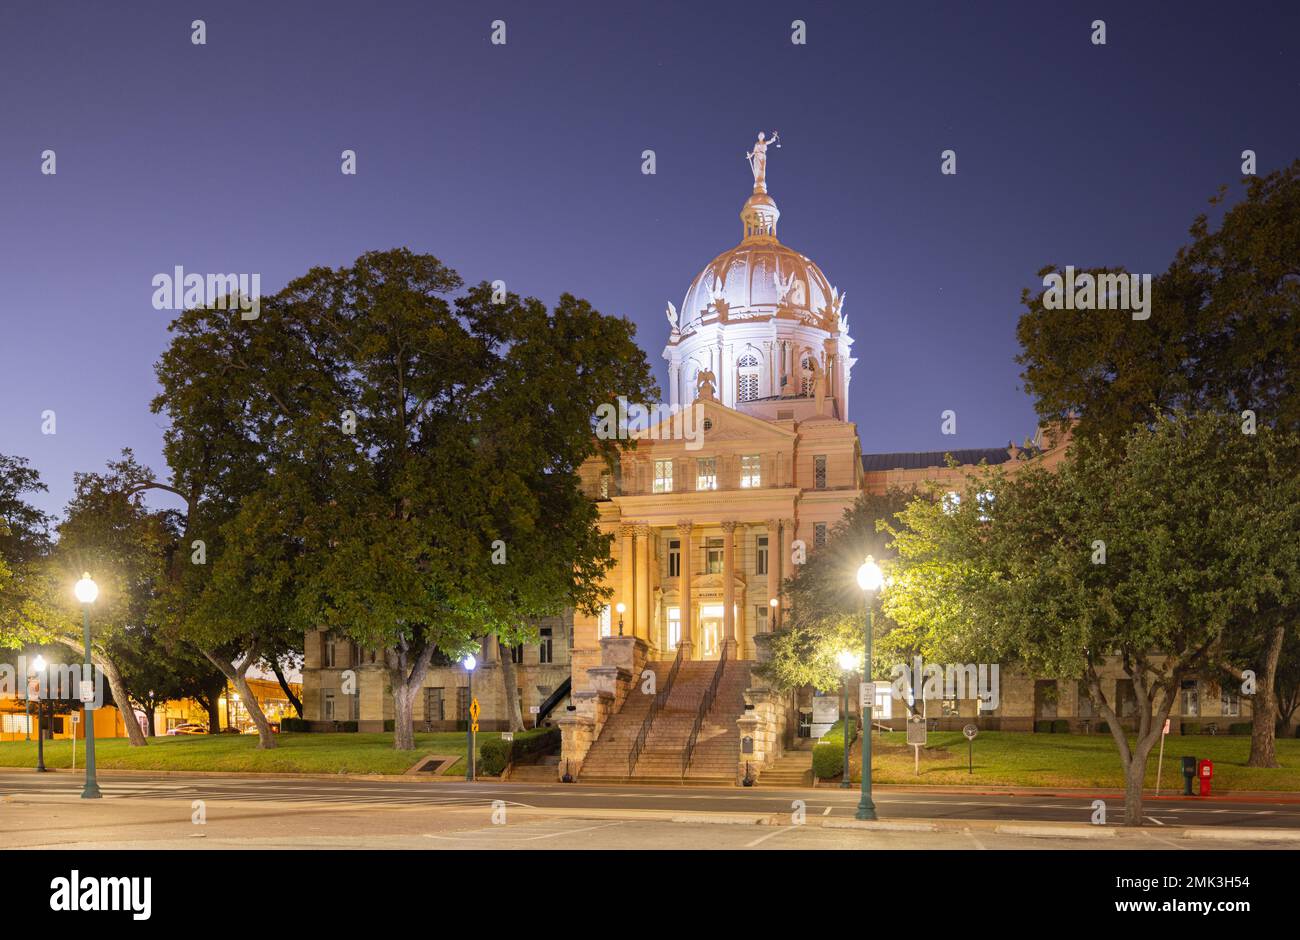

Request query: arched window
[
  {"left": 737, "top": 353, "right": 760, "bottom": 402},
  {"left": 800, "top": 354, "right": 815, "bottom": 397}
]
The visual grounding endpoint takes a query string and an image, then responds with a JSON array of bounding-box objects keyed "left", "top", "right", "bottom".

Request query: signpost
[
  {"left": 501, "top": 731, "right": 514, "bottom": 742},
  {"left": 71, "top": 712, "right": 79, "bottom": 770},
  {"left": 906, "top": 715, "right": 926, "bottom": 776},
  {"left": 963, "top": 723, "right": 978, "bottom": 774},
  {"left": 530, "top": 704, "right": 540, "bottom": 728},
  {"left": 1155, "top": 717, "right": 1171, "bottom": 796}
]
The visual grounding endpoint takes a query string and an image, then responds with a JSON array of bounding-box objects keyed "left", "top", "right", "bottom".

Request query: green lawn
[
  {"left": 850, "top": 730, "right": 1300, "bottom": 791},
  {"left": 0, "top": 731, "right": 499, "bottom": 776}
]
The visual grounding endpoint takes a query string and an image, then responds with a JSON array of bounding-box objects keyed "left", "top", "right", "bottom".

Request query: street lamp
[
  {"left": 836, "top": 650, "right": 857, "bottom": 789},
  {"left": 463, "top": 653, "right": 477, "bottom": 781},
  {"left": 73, "top": 573, "right": 100, "bottom": 799},
  {"left": 855, "top": 556, "right": 884, "bottom": 820},
  {"left": 32, "top": 655, "right": 47, "bottom": 772},
  {"left": 615, "top": 602, "right": 626, "bottom": 637},
  {"left": 769, "top": 596, "right": 779, "bottom": 631}
]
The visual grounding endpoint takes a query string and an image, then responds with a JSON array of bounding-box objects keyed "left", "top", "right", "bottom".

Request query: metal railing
[
  {"left": 682, "top": 642, "right": 728, "bottom": 776},
  {"left": 627, "top": 644, "right": 685, "bottom": 777}
]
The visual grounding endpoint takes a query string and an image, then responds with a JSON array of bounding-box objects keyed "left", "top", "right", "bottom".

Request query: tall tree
[
  {"left": 761, "top": 489, "right": 915, "bottom": 694},
  {"left": 1015, "top": 159, "right": 1300, "bottom": 764},
  {"left": 885, "top": 413, "right": 1300, "bottom": 826}
]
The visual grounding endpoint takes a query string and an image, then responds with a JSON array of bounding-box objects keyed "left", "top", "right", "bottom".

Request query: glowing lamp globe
[
  {"left": 32, "top": 655, "right": 46, "bottom": 672},
  {"left": 463, "top": 654, "right": 477, "bottom": 672},
  {"left": 74, "top": 574, "right": 99, "bottom": 605},
  {"left": 837, "top": 650, "right": 858, "bottom": 672},
  {"left": 856, "top": 556, "right": 884, "bottom": 592}
]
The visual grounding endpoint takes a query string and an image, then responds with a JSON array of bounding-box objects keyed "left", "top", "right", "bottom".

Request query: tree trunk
[
  {"left": 144, "top": 704, "right": 157, "bottom": 737},
  {"left": 498, "top": 641, "right": 526, "bottom": 732},
  {"left": 1248, "top": 624, "right": 1285, "bottom": 768},
  {"left": 387, "top": 638, "right": 438, "bottom": 750},
  {"left": 1123, "top": 760, "right": 1146, "bottom": 826},
  {"left": 270, "top": 657, "right": 303, "bottom": 717},
  {"left": 203, "top": 647, "right": 277, "bottom": 749},
  {"left": 202, "top": 696, "right": 223, "bottom": 734},
  {"left": 98, "top": 653, "right": 149, "bottom": 747}
]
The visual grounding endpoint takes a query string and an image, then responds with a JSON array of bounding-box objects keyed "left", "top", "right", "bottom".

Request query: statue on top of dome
[{"left": 745, "top": 130, "right": 780, "bottom": 192}]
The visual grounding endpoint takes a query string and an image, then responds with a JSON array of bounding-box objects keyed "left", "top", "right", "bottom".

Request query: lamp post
[
  {"left": 463, "top": 654, "right": 477, "bottom": 781},
  {"left": 836, "top": 650, "right": 857, "bottom": 788},
  {"left": 855, "top": 556, "right": 884, "bottom": 820},
  {"left": 616, "top": 602, "right": 626, "bottom": 637},
  {"left": 74, "top": 573, "right": 101, "bottom": 799},
  {"left": 33, "top": 655, "right": 47, "bottom": 772},
  {"left": 768, "top": 596, "right": 778, "bottom": 631}
]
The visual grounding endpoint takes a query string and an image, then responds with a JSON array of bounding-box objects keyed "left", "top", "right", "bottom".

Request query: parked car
[{"left": 165, "top": 723, "right": 207, "bottom": 736}]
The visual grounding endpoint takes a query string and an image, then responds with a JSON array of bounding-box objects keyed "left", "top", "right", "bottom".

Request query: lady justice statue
[{"left": 745, "top": 130, "right": 780, "bottom": 193}]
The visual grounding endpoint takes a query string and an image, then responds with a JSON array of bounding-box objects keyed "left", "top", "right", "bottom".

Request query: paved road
[{"left": 4, "top": 769, "right": 1298, "bottom": 829}]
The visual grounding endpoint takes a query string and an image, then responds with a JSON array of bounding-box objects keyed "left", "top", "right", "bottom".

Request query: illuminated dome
[{"left": 678, "top": 191, "right": 836, "bottom": 331}]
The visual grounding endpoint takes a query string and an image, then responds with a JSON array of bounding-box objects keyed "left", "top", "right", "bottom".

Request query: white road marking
[
  {"left": 745, "top": 826, "right": 798, "bottom": 848},
  {"left": 963, "top": 829, "right": 987, "bottom": 850}
]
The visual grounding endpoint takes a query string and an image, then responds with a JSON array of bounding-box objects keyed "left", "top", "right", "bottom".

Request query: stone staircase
[
  {"left": 507, "top": 754, "right": 561, "bottom": 782},
  {"left": 581, "top": 657, "right": 751, "bottom": 785},
  {"left": 756, "top": 750, "right": 812, "bottom": 788}
]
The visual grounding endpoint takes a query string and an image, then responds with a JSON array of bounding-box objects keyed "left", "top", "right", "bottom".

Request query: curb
[
  {"left": 994, "top": 824, "right": 1115, "bottom": 839},
  {"left": 823, "top": 819, "right": 937, "bottom": 832},
  {"left": 1180, "top": 827, "right": 1300, "bottom": 842}
]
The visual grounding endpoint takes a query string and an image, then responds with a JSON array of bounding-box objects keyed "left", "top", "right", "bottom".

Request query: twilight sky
[{"left": 1, "top": 0, "right": 1297, "bottom": 517}]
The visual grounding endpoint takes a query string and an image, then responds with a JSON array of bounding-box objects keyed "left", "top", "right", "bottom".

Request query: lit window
[
  {"left": 667, "top": 608, "right": 681, "bottom": 650},
  {"left": 740, "top": 454, "right": 761, "bottom": 488},
  {"left": 755, "top": 604, "right": 769, "bottom": 633},
  {"left": 696, "top": 457, "right": 717, "bottom": 491},
  {"left": 653, "top": 459, "right": 674, "bottom": 493},
  {"left": 814, "top": 523, "right": 827, "bottom": 548},
  {"left": 599, "top": 605, "right": 612, "bottom": 638},
  {"left": 814, "top": 455, "right": 827, "bottom": 490}
]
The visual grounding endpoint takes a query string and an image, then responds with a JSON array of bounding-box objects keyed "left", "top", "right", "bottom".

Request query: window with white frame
[
  {"left": 1181, "top": 679, "right": 1200, "bottom": 717},
  {"left": 737, "top": 354, "right": 760, "bottom": 402},
  {"left": 668, "top": 539, "right": 681, "bottom": 577},
  {"left": 755, "top": 535, "right": 768, "bottom": 575},
  {"left": 653, "top": 459, "right": 674, "bottom": 493},
  {"left": 1221, "top": 686, "right": 1240, "bottom": 717},
  {"left": 740, "top": 454, "right": 761, "bottom": 488},
  {"left": 667, "top": 607, "right": 681, "bottom": 650},
  {"left": 755, "top": 603, "right": 769, "bottom": 634},
  {"left": 706, "top": 538, "right": 724, "bottom": 574},
  {"left": 696, "top": 457, "right": 717, "bottom": 491},
  {"left": 599, "top": 605, "right": 612, "bottom": 638}
]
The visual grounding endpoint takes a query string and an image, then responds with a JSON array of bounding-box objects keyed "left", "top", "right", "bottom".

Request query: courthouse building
[{"left": 301, "top": 136, "right": 1267, "bottom": 778}]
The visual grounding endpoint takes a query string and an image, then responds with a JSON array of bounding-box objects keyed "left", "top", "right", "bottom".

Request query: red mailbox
[{"left": 1198, "top": 758, "right": 1214, "bottom": 796}]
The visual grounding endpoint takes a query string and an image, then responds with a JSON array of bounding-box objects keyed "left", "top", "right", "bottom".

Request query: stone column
[
  {"left": 676, "top": 521, "right": 694, "bottom": 659},
  {"left": 619, "top": 524, "right": 635, "bottom": 637},
  {"left": 635, "top": 525, "right": 652, "bottom": 644},
  {"left": 765, "top": 518, "right": 781, "bottom": 631},
  {"left": 722, "top": 521, "right": 738, "bottom": 652},
  {"left": 783, "top": 517, "right": 797, "bottom": 616}
]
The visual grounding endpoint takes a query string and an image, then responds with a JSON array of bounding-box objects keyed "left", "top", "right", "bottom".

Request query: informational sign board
[
  {"left": 742, "top": 736, "right": 754, "bottom": 755},
  {"left": 501, "top": 732, "right": 514, "bottom": 742},
  {"left": 529, "top": 706, "right": 540, "bottom": 714},
  {"left": 811, "top": 695, "right": 839, "bottom": 739},
  {"left": 79, "top": 680, "right": 95, "bottom": 704},
  {"left": 71, "top": 712, "right": 80, "bottom": 724},
  {"left": 906, "top": 715, "right": 927, "bottom": 746}
]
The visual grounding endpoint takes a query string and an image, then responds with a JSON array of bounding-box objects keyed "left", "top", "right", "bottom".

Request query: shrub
[
  {"left": 1051, "top": 719, "right": 1070, "bottom": 734},
  {"left": 1034, "top": 720, "right": 1053, "bottom": 734},
  {"left": 337, "top": 720, "right": 358, "bottom": 733},
  {"left": 1228, "top": 722, "right": 1252, "bottom": 736},
  {"left": 1181, "top": 722, "right": 1201, "bottom": 736},
  {"left": 478, "top": 738, "right": 511, "bottom": 776},
  {"left": 280, "top": 717, "right": 309, "bottom": 733},
  {"left": 1094, "top": 722, "right": 1109, "bottom": 735},
  {"left": 812, "top": 719, "right": 856, "bottom": 780}
]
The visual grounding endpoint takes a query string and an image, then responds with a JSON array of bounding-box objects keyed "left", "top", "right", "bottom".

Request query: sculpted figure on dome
[
  {"left": 665, "top": 300, "right": 679, "bottom": 332},
  {"left": 745, "top": 130, "right": 780, "bottom": 192},
  {"left": 696, "top": 367, "right": 717, "bottom": 401}
]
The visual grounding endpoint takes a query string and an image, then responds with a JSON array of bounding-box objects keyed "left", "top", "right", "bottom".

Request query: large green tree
[
  {"left": 761, "top": 489, "right": 915, "bottom": 695},
  {"left": 885, "top": 412, "right": 1300, "bottom": 826},
  {"left": 1015, "top": 159, "right": 1300, "bottom": 765},
  {"left": 148, "top": 250, "right": 655, "bottom": 749}
]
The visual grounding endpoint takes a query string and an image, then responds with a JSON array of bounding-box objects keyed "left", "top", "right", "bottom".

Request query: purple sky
[{"left": 2, "top": 0, "right": 1297, "bottom": 517}]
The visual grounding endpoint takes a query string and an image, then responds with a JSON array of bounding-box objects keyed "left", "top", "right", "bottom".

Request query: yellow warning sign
[{"left": 470, "top": 697, "right": 480, "bottom": 733}]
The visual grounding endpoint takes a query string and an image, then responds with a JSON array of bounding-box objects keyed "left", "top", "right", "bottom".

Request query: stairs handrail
[
  {"left": 627, "top": 643, "right": 685, "bottom": 776},
  {"left": 682, "top": 643, "right": 728, "bottom": 776}
]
